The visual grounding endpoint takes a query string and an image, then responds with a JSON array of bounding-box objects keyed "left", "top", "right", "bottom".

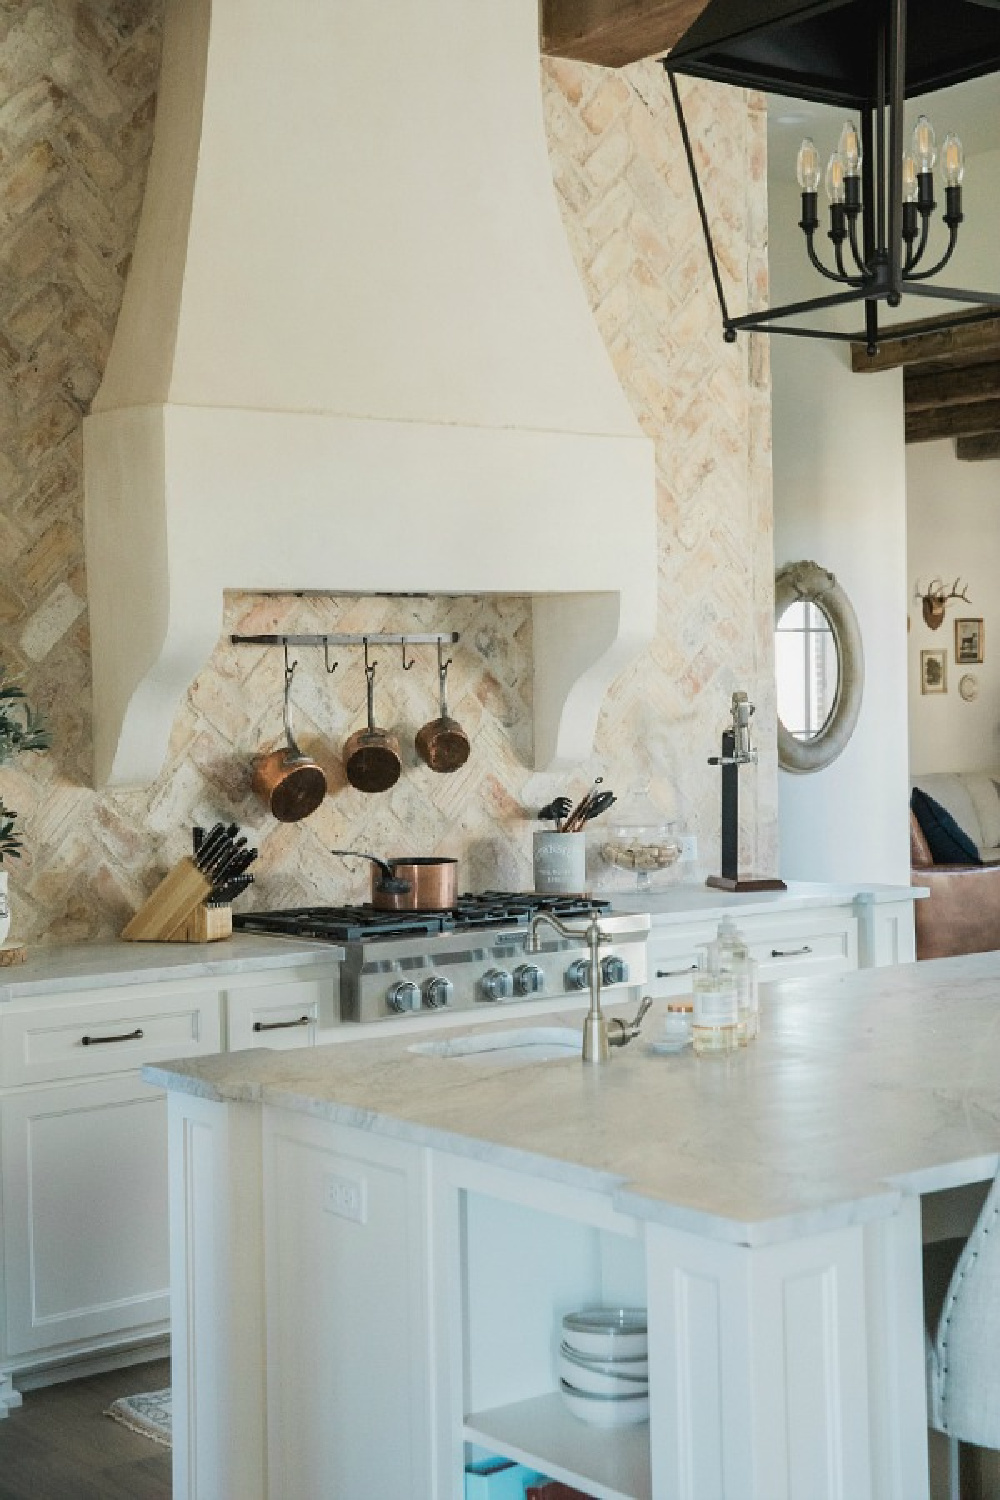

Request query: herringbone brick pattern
[{"left": 0, "top": 7, "right": 774, "bottom": 944}]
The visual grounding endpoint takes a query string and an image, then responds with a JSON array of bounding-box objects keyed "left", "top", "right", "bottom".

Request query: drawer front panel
[
  {"left": 227, "top": 980, "right": 325, "bottom": 1052},
  {"left": 0, "top": 989, "right": 222, "bottom": 1087},
  {"left": 743, "top": 915, "right": 858, "bottom": 982}
]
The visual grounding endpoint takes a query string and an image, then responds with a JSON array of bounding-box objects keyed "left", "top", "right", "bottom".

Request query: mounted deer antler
[{"left": 915, "top": 577, "right": 972, "bottom": 630}]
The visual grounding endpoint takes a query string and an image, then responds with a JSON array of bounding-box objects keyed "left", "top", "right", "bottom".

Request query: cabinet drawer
[
  {"left": 0, "top": 988, "right": 222, "bottom": 1087},
  {"left": 227, "top": 980, "right": 325, "bottom": 1052},
  {"left": 745, "top": 916, "right": 858, "bottom": 982}
]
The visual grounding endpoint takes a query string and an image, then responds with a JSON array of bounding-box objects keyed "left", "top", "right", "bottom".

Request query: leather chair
[{"left": 911, "top": 811, "right": 1000, "bottom": 960}]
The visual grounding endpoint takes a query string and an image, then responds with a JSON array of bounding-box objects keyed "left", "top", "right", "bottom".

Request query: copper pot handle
[
  {"left": 330, "top": 849, "right": 411, "bottom": 895},
  {"left": 282, "top": 655, "right": 303, "bottom": 758}
]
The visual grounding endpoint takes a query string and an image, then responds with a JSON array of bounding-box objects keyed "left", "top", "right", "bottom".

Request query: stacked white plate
[{"left": 558, "top": 1307, "right": 649, "bottom": 1427}]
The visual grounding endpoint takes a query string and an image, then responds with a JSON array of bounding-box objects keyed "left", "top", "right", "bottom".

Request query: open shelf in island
[{"left": 464, "top": 1391, "right": 652, "bottom": 1500}]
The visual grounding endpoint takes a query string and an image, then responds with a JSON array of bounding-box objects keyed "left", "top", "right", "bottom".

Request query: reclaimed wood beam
[
  {"left": 956, "top": 433, "right": 1000, "bottom": 461},
  {"left": 906, "top": 361, "right": 1000, "bottom": 412},
  {"left": 540, "top": 0, "right": 707, "bottom": 67},
  {"left": 851, "top": 312, "right": 1000, "bottom": 374},
  {"left": 906, "top": 397, "right": 1000, "bottom": 444}
]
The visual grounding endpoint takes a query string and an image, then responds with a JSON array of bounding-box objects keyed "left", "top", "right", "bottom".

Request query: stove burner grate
[{"left": 233, "top": 891, "right": 611, "bottom": 944}]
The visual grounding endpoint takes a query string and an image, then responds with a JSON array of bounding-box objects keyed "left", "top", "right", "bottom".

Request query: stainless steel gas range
[{"left": 233, "top": 893, "right": 649, "bottom": 1024}]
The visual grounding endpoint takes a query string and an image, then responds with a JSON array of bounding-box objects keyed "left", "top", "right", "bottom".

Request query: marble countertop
[
  {"left": 610, "top": 878, "right": 923, "bottom": 924},
  {"left": 147, "top": 950, "right": 1000, "bottom": 1247},
  {"left": 0, "top": 935, "right": 344, "bottom": 1003}
]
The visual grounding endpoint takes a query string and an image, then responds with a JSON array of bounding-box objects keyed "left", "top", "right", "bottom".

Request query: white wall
[
  {"left": 769, "top": 177, "right": 912, "bottom": 884},
  {"left": 908, "top": 439, "right": 1000, "bottom": 772}
]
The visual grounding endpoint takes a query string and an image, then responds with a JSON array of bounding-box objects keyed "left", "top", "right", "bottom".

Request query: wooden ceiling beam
[
  {"left": 905, "top": 360, "right": 1000, "bottom": 412},
  {"left": 906, "top": 397, "right": 1000, "bottom": 445},
  {"left": 851, "top": 312, "right": 1000, "bottom": 375},
  {"left": 540, "top": 0, "right": 707, "bottom": 67},
  {"left": 956, "top": 433, "right": 1000, "bottom": 461}
]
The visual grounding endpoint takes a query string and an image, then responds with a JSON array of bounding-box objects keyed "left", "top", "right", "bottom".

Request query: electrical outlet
[
  {"left": 323, "top": 1171, "right": 367, "bottom": 1224},
  {"left": 677, "top": 834, "right": 698, "bottom": 863}
]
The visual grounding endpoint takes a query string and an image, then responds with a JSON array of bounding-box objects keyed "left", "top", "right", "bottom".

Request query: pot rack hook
[
  {"left": 436, "top": 637, "right": 453, "bottom": 677},
  {"left": 400, "top": 639, "right": 415, "bottom": 672},
  {"left": 323, "top": 640, "right": 339, "bottom": 676},
  {"left": 363, "top": 636, "right": 377, "bottom": 681},
  {"left": 282, "top": 641, "right": 298, "bottom": 684}
]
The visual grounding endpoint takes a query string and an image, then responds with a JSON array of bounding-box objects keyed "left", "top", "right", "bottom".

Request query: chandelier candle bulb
[{"left": 943, "top": 135, "right": 965, "bottom": 188}]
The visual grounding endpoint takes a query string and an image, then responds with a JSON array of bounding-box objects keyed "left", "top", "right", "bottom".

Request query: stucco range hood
[{"left": 83, "top": 0, "right": 656, "bottom": 788}]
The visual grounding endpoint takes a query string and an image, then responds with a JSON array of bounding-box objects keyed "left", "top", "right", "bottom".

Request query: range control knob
[
  {"left": 601, "top": 956, "right": 630, "bottom": 987},
  {"left": 422, "top": 976, "right": 453, "bottom": 1009},
  {"left": 513, "top": 963, "right": 545, "bottom": 996},
  {"left": 565, "top": 958, "right": 591, "bottom": 992},
  {"left": 386, "top": 980, "right": 421, "bottom": 1014},
  {"left": 480, "top": 968, "right": 514, "bottom": 1003}
]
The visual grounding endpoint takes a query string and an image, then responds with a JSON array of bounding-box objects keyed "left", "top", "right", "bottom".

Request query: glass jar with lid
[{"left": 595, "top": 782, "right": 681, "bottom": 890}]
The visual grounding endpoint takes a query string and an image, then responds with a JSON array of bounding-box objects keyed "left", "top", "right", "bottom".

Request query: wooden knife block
[{"left": 121, "top": 857, "right": 231, "bottom": 943}]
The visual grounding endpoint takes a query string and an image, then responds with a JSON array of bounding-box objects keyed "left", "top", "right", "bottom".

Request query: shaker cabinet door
[{"left": 1, "top": 1076, "right": 169, "bottom": 1358}]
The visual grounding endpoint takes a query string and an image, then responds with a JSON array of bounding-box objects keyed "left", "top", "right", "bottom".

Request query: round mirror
[{"left": 774, "top": 561, "right": 863, "bottom": 773}]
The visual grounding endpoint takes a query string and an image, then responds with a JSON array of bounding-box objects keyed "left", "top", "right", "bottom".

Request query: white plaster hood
[{"left": 83, "top": 0, "right": 656, "bottom": 787}]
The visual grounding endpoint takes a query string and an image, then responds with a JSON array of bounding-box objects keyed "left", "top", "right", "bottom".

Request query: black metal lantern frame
[{"left": 665, "top": 0, "right": 1000, "bottom": 352}]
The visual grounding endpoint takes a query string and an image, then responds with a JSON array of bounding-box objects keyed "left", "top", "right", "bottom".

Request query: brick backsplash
[{"left": 0, "top": 3, "right": 776, "bottom": 944}]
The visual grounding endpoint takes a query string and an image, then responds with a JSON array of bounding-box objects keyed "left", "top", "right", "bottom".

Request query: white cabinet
[
  {"left": 1, "top": 1075, "right": 170, "bottom": 1358},
  {"left": 0, "top": 959, "right": 336, "bottom": 1405}
]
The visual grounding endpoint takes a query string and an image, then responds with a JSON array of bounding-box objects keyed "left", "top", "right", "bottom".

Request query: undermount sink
[{"left": 408, "top": 1026, "right": 582, "bottom": 1064}]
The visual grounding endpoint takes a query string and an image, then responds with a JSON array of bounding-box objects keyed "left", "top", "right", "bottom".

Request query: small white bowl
[
  {"left": 559, "top": 1379, "right": 650, "bottom": 1428},
  {"left": 559, "top": 1340, "right": 649, "bottom": 1378},
  {"left": 562, "top": 1307, "right": 648, "bottom": 1360},
  {"left": 557, "top": 1349, "right": 649, "bottom": 1396}
]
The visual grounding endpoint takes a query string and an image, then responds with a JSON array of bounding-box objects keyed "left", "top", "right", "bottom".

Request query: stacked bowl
[{"left": 557, "top": 1307, "right": 649, "bottom": 1427}]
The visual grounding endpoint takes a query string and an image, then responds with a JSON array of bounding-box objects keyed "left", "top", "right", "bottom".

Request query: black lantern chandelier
[{"left": 664, "top": 0, "right": 1000, "bottom": 353}]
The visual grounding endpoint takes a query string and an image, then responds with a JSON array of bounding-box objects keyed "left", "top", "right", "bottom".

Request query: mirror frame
[{"left": 774, "top": 560, "right": 864, "bottom": 774}]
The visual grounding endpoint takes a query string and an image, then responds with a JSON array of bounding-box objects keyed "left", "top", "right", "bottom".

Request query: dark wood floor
[{"left": 0, "top": 1359, "right": 171, "bottom": 1499}]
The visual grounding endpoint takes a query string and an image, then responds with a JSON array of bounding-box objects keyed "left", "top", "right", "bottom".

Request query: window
[{"left": 774, "top": 562, "right": 864, "bottom": 774}]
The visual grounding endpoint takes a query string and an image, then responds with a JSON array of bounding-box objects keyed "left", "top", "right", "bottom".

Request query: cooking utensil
[
  {"left": 331, "top": 849, "right": 458, "bottom": 910},
  {"left": 252, "top": 660, "right": 327, "bottom": 822},
  {"left": 343, "top": 652, "right": 402, "bottom": 794},
  {"left": 415, "top": 643, "right": 470, "bottom": 774},
  {"left": 579, "top": 791, "right": 616, "bottom": 824},
  {"left": 538, "top": 796, "right": 572, "bottom": 827},
  {"left": 563, "top": 777, "right": 605, "bottom": 833}
]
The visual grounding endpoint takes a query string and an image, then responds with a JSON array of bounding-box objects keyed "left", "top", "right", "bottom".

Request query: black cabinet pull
[
  {"left": 656, "top": 964, "right": 697, "bottom": 978},
  {"left": 253, "top": 1015, "right": 311, "bottom": 1032},
  {"left": 81, "top": 1028, "right": 144, "bottom": 1046},
  {"left": 770, "top": 945, "right": 813, "bottom": 959}
]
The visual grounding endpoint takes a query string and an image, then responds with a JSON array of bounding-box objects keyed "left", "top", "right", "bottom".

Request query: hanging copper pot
[
  {"left": 342, "top": 656, "right": 402, "bottom": 793},
  {"left": 415, "top": 646, "right": 470, "bottom": 774},
  {"left": 252, "top": 660, "right": 327, "bottom": 822}
]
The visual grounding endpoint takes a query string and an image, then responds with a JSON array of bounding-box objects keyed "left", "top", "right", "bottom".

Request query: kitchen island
[{"left": 148, "top": 946, "right": 999, "bottom": 1500}]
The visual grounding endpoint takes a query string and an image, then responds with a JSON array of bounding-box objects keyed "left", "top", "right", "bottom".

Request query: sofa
[{"left": 910, "top": 772, "right": 1000, "bottom": 960}]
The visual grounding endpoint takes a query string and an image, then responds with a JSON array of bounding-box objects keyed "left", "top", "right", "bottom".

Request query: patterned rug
[{"left": 105, "top": 1387, "right": 172, "bottom": 1447}]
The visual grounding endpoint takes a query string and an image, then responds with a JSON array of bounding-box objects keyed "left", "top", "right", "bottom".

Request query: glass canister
[{"left": 597, "top": 783, "right": 681, "bottom": 890}]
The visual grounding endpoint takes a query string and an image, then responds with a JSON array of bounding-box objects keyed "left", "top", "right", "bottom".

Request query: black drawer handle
[
  {"left": 254, "top": 1015, "right": 312, "bottom": 1033},
  {"left": 81, "top": 1028, "right": 144, "bottom": 1046},
  {"left": 656, "top": 964, "right": 697, "bottom": 978},
  {"left": 770, "top": 945, "right": 813, "bottom": 959}
]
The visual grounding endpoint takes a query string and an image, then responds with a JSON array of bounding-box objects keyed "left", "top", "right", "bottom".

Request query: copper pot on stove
[{"left": 331, "top": 850, "right": 458, "bottom": 910}]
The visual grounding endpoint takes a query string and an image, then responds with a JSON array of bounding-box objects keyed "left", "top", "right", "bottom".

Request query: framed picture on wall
[
  {"left": 955, "top": 617, "right": 984, "bottom": 665},
  {"left": 921, "top": 649, "right": 948, "bottom": 694}
]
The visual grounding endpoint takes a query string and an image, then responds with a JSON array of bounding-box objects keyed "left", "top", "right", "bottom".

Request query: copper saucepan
[
  {"left": 415, "top": 648, "right": 470, "bottom": 774},
  {"left": 252, "top": 661, "right": 327, "bottom": 822},
  {"left": 343, "top": 659, "right": 402, "bottom": 794},
  {"left": 331, "top": 849, "right": 458, "bottom": 910}
]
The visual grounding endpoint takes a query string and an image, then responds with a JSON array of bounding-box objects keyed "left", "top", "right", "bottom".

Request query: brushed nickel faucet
[{"left": 529, "top": 912, "right": 651, "bottom": 1064}]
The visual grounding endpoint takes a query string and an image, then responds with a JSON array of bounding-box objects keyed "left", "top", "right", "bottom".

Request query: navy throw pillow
[{"left": 910, "top": 787, "right": 982, "bottom": 866}]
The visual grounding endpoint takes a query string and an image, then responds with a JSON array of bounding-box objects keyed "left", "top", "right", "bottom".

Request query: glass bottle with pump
[
  {"left": 692, "top": 940, "right": 738, "bottom": 1055},
  {"left": 717, "top": 916, "right": 759, "bottom": 1043}
]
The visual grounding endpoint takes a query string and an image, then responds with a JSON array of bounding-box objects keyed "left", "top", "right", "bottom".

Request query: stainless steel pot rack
[{"left": 231, "top": 632, "right": 459, "bottom": 649}]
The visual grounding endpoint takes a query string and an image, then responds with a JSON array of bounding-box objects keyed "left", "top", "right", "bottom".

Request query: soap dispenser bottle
[
  {"left": 717, "top": 916, "right": 759, "bottom": 1044},
  {"left": 692, "top": 940, "right": 738, "bottom": 1055}
]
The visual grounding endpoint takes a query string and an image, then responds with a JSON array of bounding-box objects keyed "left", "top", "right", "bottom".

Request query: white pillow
[{"left": 964, "top": 773, "right": 1000, "bottom": 851}]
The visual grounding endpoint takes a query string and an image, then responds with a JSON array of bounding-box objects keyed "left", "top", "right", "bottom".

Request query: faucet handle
[{"left": 607, "top": 995, "right": 653, "bottom": 1048}]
